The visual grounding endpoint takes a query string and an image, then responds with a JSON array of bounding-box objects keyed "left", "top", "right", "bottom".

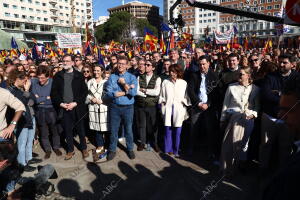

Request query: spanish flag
[
  {"left": 144, "top": 28, "right": 158, "bottom": 51},
  {"left": 160, "top": 33, "right": 166, "bottom": 54}
]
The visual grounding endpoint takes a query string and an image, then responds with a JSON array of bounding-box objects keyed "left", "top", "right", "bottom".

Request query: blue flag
[
  {"left": 98, "top": 48, "right": 104, "bottom": 66},
  {"left": 11, "top": 37, "right": 18, "bottom": 49},
  {"left": 144, "top": 27, "right": 154, "bottom": 35},
  {"left": 161, "top": 23, "right": 171, "bottom": 32}
]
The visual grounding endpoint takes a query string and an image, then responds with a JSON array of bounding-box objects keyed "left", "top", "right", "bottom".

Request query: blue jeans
[
  {"left": 16, "top": 118, "right": 36, "bottom": 166},
  {"left": 95, "top": 131, "right": 105, "bottom": 147},
  {"left": 109, "top": 104, "right": 134, "bottom": 152}
]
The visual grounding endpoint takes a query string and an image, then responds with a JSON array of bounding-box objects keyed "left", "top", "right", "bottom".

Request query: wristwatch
[{"left": 10, "top": 121, "right": 17, "bottom": 125}]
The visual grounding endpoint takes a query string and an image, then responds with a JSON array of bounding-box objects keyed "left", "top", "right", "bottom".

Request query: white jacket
[{"left": 159, "top": 79, "right": 190, "bottom": 127}]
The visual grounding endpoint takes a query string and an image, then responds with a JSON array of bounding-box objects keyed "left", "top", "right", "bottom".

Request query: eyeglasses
[
  {"left": 83, "top": 70, "right": 90, "bottom": 73},
  {"left": 250, "top": 59, "right": 259, "bottom": 62},
  {"left": 145, "top": 64, "right": 152, "bottom": 67}
]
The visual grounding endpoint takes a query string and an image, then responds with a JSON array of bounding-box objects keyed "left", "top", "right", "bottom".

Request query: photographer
[{"left": 0, "top": 87, "right": 25, "bottom": 197}]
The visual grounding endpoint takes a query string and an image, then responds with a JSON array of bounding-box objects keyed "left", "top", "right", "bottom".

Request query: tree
[{"left": 95, "top": 11, "right": 158, "bottom": 44}]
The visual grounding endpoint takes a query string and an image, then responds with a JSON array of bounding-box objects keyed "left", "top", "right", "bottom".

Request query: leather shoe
[
  {"left": 23, "top": 165, "right": 36, "bottom": 172},
  {"left": 53, "top": 149, "right": 62, "bottom": 156},
  {"left": 153, "top": 145, "right": 161, "bottom": 153},
  {"left": 44, "top": 151, "right": 51, "bottom": 159},
  {"left": 128, "top": 151, "right": 135, "bottom": 160},
  {"left": 82, "top": 149, "right": 89, "bottom": 158},
  {"left": 65, "top": 152, "right": 75, "bottom": 160},
  {"left": 137, "top": 144, "right": 145, "bottom": 151},
  {"left": 27, "top": 158, "right": 42, "bottom": 165},
  {"left": 107, "top": 151, "right": 116, "bottom": 161}
]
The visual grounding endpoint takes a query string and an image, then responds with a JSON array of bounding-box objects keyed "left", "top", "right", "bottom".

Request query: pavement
[{"left": 21, "top": 138, "right": 262, "bottom": 200}]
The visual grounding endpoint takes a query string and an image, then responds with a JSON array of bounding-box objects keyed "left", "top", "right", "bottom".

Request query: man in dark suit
[
  {"left": 51, "top": 54, "right": 88, "bottom": 160},
  {"left": 187, "top": 55, "right": 219, "bottom": 157},
  {"left": 263, "top": 74, "right": 300, "bottom": 200}
]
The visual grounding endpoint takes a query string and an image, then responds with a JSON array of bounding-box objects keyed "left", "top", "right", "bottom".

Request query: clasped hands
[
  {"left": 60, "top": 102, "right": 77, "bottom": 110},
  {"left": 115, "top": 78, "right": 134, "bottom": 97}
]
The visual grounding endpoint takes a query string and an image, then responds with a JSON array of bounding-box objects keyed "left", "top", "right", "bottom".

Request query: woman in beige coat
[
  {"left": 220, "top": 67, "right": 260, "bottom": 173},
  {"left": 159, "top": 64, "right": 190, "bottom": 157}
]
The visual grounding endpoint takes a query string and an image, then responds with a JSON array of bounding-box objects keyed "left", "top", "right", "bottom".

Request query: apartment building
[
  {"left": 0, "top": 0, "right": 93, "bottom": 44},
  {"left": 108, "top": 1, "right": 160, "bottom": 30},
  {"left": 218, "top": 0, "right": 300, "bottom": 37}
]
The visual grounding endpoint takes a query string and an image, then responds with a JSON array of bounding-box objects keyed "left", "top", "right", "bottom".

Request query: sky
[{"left": 93, "top": 0, "right": 163, "bottom": 20}]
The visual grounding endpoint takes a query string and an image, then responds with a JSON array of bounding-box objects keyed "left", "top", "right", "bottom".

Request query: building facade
[
  {"left": 218, "top": 0, "right": 300, "bottom": 37},
  {"left": 108, "top": 0, "right": 160, "bottom": 29},
  {"left": 0, "top": 0, "right": 93, "bottom": 45},
  {"left": 94, "top": 16, "right": 109, "bottom": 27}
]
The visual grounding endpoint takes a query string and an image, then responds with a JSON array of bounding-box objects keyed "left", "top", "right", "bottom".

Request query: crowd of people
[{"left": 0, "top": 46, "right": 300, "bottom": 199}]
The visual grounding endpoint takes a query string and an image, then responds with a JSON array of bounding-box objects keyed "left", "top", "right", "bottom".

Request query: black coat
[
  {"left": 260, "top": 70, "right": 299, "bottom": 118},
  {"left": 50, "top": 69, "right": 88, "bottom": 119},
  {"left": 263, "top": 151, "right": 300, "bottom": 200},
  {"left": 187, "top": 69, "right": 218, "bottom": 112}
]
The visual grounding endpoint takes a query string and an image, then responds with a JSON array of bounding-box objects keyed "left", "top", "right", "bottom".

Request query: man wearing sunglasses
[
  {"left": 260, "top": 54, "right": 299, "bottom": 172},
  {"left": 249, "top": 54, "right": 261, "bottom": 80}
]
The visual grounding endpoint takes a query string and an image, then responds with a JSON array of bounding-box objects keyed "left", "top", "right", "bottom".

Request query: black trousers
[
  {"left": 62, "top": 110, "right": 87, "bottom": 153},
  {"left": 36, "top": 108, "right": 60, "bottom": 152},
  {"left": 188, "top": 108, "right": 219, "bottom": 156},
  {"left": 136, "top": 106, "right": 158, "bottom": 146}
]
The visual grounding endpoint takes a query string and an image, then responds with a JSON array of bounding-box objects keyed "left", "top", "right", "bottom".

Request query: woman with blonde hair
[{"left": 220, "top": 67, "right": 260, "bottom": 174}]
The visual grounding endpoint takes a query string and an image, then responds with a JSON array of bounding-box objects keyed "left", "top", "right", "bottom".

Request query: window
[
  {"left": 76, "top": 2, "right": 79, "bottom": 5},
  {"left": 60, "top": 13, "right": 63, "bottom": 16},
  {"left": 267, "top": 0, "right": 272, "bottom": 2},
  {"left": 65, "top": 7, "right": 69, "bottom": 10},
  {"left": 37, "top": 9, "right": 41, "bottom": 13},
  {"left": 35, "top": 1, "right": 40, "bottom": 5},
  {"left": 43, "top": 10, "right": 47, "bottom": 14},
  {"left": 260, "top": 0, "right": 265, "bottom": 3},
  {"left": 204, "top": 19, "right": 207, "bottom": 23},
  {"left": 37, "top": 17, "right": 41, "bottom": 21},
  {"left": 66, "top": 20, "right": 69, "bottom": 23},
  {"left": 28, "top": 0, "right": 32, "bottom": 3},
  {"left": 260, "top": 6, "right": 265, "bottom": 10},
  {"left": 60, "top": 20, "right": 64, "bottom": 23},
  {"left": 267, "top": 5, "right": 272, "bottom": 10},
  {"left": 14, "top": 14, "right": 19, "bottom": 18},
  {"left": 208, "top": 13, "right": 211, "bottom": 16},
  {"left": 199, "top": 20, "right": 202, "bottom": 23},
  {"left": 5, "top": 13, "right": 10, "bottom": 17},
  {"left": 22, "top": 15, "right": 26, "bottom": 19},
  {"left": 21, "top": 7, "right": 26, "bottom": 10},
  {"left": 44, "top": 18, "right": 48, "bottom": 22},
  {"left": 66, "top": 14, "right": 69, "bottom": 17},
  {"left": 42, "top": 3, "right": 46, "bottom": 6},
  {"left": 274, "top": 4, "right": 280, "bottom": 9},
  {"left": 213, "top": 19, "right": 216, "bottom": 22},
  {"left": 3, "top": 3, "right": 9, "bottom": 8},
  {"left": 213, "top": 13, "right": 216, "bottom": 16},
  {"left": 204, "top": 14, "right": 207, "bottom": 17},
  {"left": 208, "top": 19, "right": 211, "bottom": 22},
  {"left": 30, "top": 16, "right": 34, "bottom": 20},
  {"left": 76, "top": 9, "right": 79, "bottom": 12},
  {"left": 59, "top": 5, "right": 63, "bottom": 8},
  {"left": 29, "top": 8, "right": 34, "bottom": 12}
]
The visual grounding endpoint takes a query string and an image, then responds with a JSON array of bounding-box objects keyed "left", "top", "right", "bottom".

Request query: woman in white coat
[
  {"left": 220, "top": 67, "right": 260, "bottom": 173},
  {"left": 159, "top": 64, "right": 190, "bottom": 157},
  {"left": 86, "top": 65, "right": 109, "bottom": 159}
]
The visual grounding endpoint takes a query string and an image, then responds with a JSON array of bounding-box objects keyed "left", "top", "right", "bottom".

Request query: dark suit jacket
[
  {"left": 263, "top": 151, "right": 300, "bottom": 200},
  {"left": 187, "top": 69, "right": 218, "bottom": 112},
  {"left": 50, "top": 68, "right": 88, "bottom": 119}
]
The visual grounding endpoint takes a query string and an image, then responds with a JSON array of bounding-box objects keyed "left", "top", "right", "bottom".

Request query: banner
[
  {"left": 284, "top": 0, "right": 300, "bottom": 25},
  {"left": 57, "top": 33, "right": 82, "bottom": 48},
  {"left": 214, "top": 30, "right": 233, "bottom": 45}
]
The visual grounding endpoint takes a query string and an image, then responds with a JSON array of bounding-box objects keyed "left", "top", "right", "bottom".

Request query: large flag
[
  {"left": 98, "top": 48, "right": 105, "bottom": 66},
  {"left": 11, "top": 37, "right": 18, "bottom": 49},
  {"left": 144, "top": 28, "right": 158, "bottom": 51},
  {"left": 169, "top": 31, "right": 175, "bottom": 49}
]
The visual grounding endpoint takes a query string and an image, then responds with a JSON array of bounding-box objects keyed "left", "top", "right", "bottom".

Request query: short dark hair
[
  {"left": 36, "top": 65, "right": 50, "bottom": 77},
  {"left": 278, "top": 54, "right": 293, "bottom": 63},
  {"left": 282, "top": 74, "right": 300, "bottom": 100},
  {"left": 117, "top": 55, "right": 128, "bottom": 64},
  {"left": 228, "top": 53, "right": 239, "bottom": 60},
  {"left": 198, "top": 55, "right": 210, "bottom": 63}
]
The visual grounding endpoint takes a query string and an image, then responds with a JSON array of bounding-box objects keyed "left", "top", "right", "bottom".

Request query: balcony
[
  {"left": 87, "top": 8, "right": 91, "bottom": 13},
  {"left": 49, "top": 0, "right": 58, "bottom": 5},
  {"left": 50, "top": 13, "right": 58, "bottom": 19},
  {"left": 87, "top": 14, "right": 92, "bottom": 19},
  {"left": 50, "top": 6, "right": 58, "bottom": 11},
  {"left": 86, "top": 1, "right": 91, "bottom": 6}
]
